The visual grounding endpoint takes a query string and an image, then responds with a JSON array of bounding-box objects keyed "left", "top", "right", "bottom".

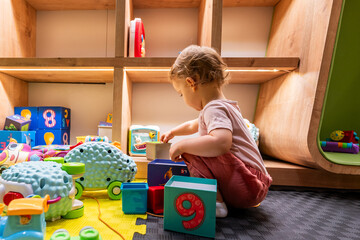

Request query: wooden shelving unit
[{"left": 1, "top": 0, "right": 359, "bottom": 188}]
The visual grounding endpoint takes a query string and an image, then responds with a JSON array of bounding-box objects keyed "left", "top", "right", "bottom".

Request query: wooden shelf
[
  {"left": 24, "top": 0, "right": 282, "bottom": 10},
  {"left": 265, "top": 159, "right": 360, "bottom": 189},
  {"left": 0, "top": 58, "right": 115, "bottom": 83},
  {"left": 0, "top": 57, "right": 299, "bottom": 83},
  {"left": 223, "top": 0, "right": 280, "bottom": 7},
  {"left": 132, "top": 0, "right": 281, "bottom": 9},
  {"left": 123, "top": 57, "right": 299, "bottom": 83},
  {"left": 25, "top": 0, "right": 116, "bottom": 10}
]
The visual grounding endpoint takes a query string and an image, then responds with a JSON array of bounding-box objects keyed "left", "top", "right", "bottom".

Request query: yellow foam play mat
[{"left": 46, "top": 190, "right": 147, "bottom": 240}]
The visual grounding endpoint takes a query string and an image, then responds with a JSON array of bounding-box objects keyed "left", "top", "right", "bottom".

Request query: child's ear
[{"left": 185, "top": 77, "right": 197, "bottom": 91}]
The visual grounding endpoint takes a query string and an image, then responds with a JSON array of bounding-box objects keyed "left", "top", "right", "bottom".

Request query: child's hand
[
  {"left": 160, "top": 131, "right": 174, "bottom": 143},
  {"left": 169, "top": 141, "right": 184, "bottom": 162}
]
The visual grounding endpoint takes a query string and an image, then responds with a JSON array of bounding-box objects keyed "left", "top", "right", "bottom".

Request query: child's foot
[{"left": 216, "top": 201, "right": 228, "bottom": 218}]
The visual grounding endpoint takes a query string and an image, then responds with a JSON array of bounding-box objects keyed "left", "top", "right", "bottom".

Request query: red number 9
[{"left": 175, "top": 193, "right": 205, "bottom": 230}]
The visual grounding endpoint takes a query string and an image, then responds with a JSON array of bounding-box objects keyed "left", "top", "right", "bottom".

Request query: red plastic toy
[
  {"left": 147, "top": 186, "right": 164, "bottom": 214},
  {"left": 330, "top": 130, "right": 359, "bottom": 143},
  {"left": 129, "top": 18, "right": 145, "bottom": 57}
]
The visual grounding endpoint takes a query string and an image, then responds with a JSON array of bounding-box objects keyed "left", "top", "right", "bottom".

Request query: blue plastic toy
[
  {"left": 0, "top": 161, "right": 85, "bottom": 221},
  {"left": 0, "top": 195, "right": 50, "bottom": 240},
  {"left": 121, "top": 182, "right": 148, "bottom": 214},
  {"left": 64, "top": 142, "right": 137, "bottom": 200}
]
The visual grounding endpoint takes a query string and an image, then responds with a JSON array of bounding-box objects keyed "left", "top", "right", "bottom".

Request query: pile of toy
[
  {"left": 0, "top": 109, "right": 262, "bottom": 239},
  {"left": 0, "top": 106, "right": 71, "bottom": 152},
  {"left": 320, "top": 130, "right": 359, "bottom": 154}
]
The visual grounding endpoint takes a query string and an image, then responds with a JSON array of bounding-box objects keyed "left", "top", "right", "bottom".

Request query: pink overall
[{"left": 182, "top": 152, "right": 272, "bottom": 209}]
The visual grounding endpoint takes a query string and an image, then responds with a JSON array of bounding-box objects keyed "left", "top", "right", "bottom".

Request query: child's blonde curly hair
[{"left": 170, "top": 45, "right": 228, "bottom": 86}]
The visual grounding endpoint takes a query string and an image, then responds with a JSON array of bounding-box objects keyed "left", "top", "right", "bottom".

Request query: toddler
[{"left": 160, "top": 45, "right": 272, "bottom": 218}]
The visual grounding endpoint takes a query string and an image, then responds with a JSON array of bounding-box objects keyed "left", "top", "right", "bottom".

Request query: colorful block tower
[
  {"left": 164, "top": 176, "right": 217, "bottom": 238},
  {"left": 14, "top": 106, "right": 71, "bottom": 146}
]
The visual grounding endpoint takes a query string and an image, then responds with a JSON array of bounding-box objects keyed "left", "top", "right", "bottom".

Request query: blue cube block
[
  {"left": 38, "top": 107, "right": 70, "bottom": 130},
  {"left": 147, "top": 159, "right": 190, "bottom": 187},
  {"left": 0, "top": 130, "right": 36, "bottom": 151},
  {"left": 14, "top": 107, "right": 39, "bottom": 130},
  {"left": 164, "top": 176, "right": 217, "bottom": 238},
  {"left": 36, "top": 129, "right": 70, "bottom": 146},
  {"left": 121, "top": 182, "right": 149, "bottom": 214}
]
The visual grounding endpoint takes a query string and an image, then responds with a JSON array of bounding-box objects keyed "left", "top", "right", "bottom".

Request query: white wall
[
  {"left": 28, "top": 83, "right": 113, "bottom": 144},
  {"left": 222, "top": 7, "right": 273, "bottom": 57},
  {"left": 36, "top": 10, "right": 115, "bottom": 57},
  {"left": 32, "top": 8, "right": 272, "bottom": 145},
  {"left": 133, "top": 8, "right": 198, "bottom": 57}
]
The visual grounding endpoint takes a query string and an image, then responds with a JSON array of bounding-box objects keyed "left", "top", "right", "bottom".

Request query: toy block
[
  {"left": 133, "top": 157, "right": 151, "bottom": 179},
  {"left": 4, "top": 115, "right": 31, "bottom": 131},
  {"left": 38, "top": 107, "right": 70, "bottom": 130},
  {"left": 129, "top": 125, "right": 159, "bottom": 156},
  {"left": 14, "top": 107, "right": 39, "bottom": 130},
  {"left": 320, "top": 141, "right": 359, "bottom": 154},
  {"left": 147, "top": 186, "right": 164, "bottom": 214},
  {"left": 36, "top": 129, "right": 70, "bottom": 145},
  {"left": 164, "top": 176, "right": 217, "bottom": 238},
  {"left": 146, "top": 142, "right": 171, "bottom": 160},
  {"left": 147, "top": 159, "right": 190, "bottom": 187},
  {"left": 0, "top": 131, "right": 36, "bottom": 151},
  {"left": 121, "top": 182, "right": 148, "bottom": 214}
]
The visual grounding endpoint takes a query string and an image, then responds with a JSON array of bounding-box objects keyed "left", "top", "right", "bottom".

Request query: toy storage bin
[{"left": 121, "top": 182, "right": 149, "bottom": 214}]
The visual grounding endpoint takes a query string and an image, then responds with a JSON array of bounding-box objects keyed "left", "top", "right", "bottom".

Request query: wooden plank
[
  {"left": 211, "top": 0, "right": 222, "bottom": 52},
  {"left": 198, "top": 0, "right": 213, "bottom": 47},
  {"left": 125, "top": 70, "right": 170, "bottom": 83},
  {"left": 265, "top": 159, "right": 360, "bottom": 189},
  {"left": 0, "top": 68, "right": 113, "bottom": 83},
  {"left": 227, "top": 70, "right": 287, "bottom": 84},
  {"left": 223, "top": 57, "right": 299, "bottom": 70},
  {"left": 0, "top": 58, "right": 115, "bottom": 67},
  {"left": 132, "top": 0, "right": 201, "bottom": 8},
  {"left": 115, "top": 0, "right": 133, "bottom": 57},
  {"left": 25, "top": 0, "right": 115, "bottom": 10},
  {"left": 121, "top": 57, "right": 176, "bottom": 67},
  {"left": 112, "top": 68, "right": 132, "bottom": 153},
  {"left": 0, "top": 0, "right": 36, "bottom": 57},
  {"left": 121, "top": 71, "right": 132, "bottom": 154},
  {"left": 254, "top": 0, "right": 334, "bottom": 168},
  {"left": 125, "top": 68, "right": 288, "bottom": 84},
  {"left": 112, "top": 68, "right": 123, "bottom": 144},
  {"left": 0, "top": 57, "right": 298, "bottom": 69},
  {"left": 121, "top": 57, "right": 299, "bottom": 68},
  {"left": 223, "top": 0, "right": 280, "bottom": 7},
  {"left": 0, "top": 73, "right": 28, "bottom": 129}
]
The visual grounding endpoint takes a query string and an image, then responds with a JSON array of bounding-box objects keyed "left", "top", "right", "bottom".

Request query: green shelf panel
[{"left": 318, "top": 0, "right": 360, "bottom": 166}]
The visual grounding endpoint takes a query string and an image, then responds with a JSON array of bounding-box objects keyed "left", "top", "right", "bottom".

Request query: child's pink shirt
[{"left": 198, "top": 99, "right": 268, "bottom": 174}]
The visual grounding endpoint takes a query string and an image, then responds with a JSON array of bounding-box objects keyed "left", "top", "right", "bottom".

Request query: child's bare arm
[
  {"left": 170, "top": 128, "right": 232, "bottom": 161},
  {"left": 161, "top": 118, "right": 198, "bottom": 143}
]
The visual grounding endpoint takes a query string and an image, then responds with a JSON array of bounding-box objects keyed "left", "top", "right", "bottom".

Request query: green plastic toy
[{"left": 50, "top": 227, "right": 102, "bottom": 240}]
